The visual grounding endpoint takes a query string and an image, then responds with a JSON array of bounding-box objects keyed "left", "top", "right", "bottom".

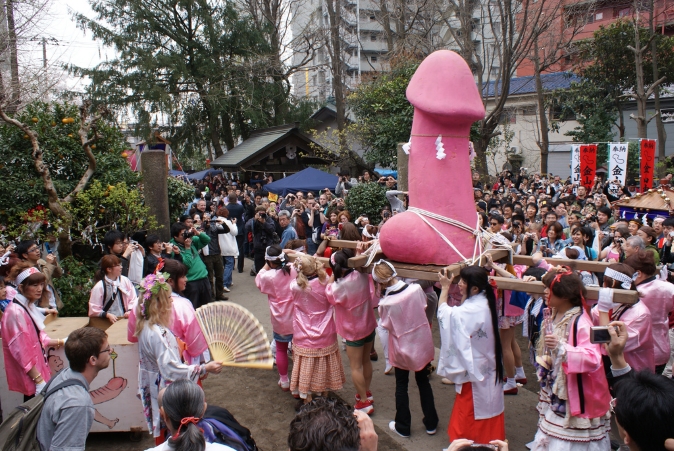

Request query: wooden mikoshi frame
[{"left": 290, "top": 240, "right": 639, "bottom": 304}]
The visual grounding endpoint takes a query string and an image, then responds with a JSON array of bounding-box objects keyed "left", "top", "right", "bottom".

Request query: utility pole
[{"left": 42, "top": 37, "right": 46, "bottom": 68}]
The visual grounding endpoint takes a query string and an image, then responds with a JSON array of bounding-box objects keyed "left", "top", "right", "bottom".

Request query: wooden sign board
[{"left": 0, "top": 317, "right": 147, "bottom": 434}]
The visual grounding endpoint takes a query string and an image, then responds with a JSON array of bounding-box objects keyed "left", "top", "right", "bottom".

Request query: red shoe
[
  {"left": 354, "top": 399, "right": 374, "bottom": 415},
  {"left": 355, "top": 391, "right": 374, "bottom": 403},
  {"left": 503, "top": 386, "right": 518, "bottom": 395}
]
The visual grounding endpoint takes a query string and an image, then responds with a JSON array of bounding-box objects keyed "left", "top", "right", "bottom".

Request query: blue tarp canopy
[
  {"left": 264, "top": 167, "right": 338, "bottom": 196},
  {"left": 375, "top": 168, "right": 398, "bottom": 178},
  {"left": 168, "top": 170, "right": 187, "bottom": 177},
  {"left": 185, "top": 168, "right": 223, "bottom": 180}
]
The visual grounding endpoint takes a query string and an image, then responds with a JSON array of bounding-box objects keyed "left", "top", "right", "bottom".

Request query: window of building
[
  {"left": 595, "top": 12, "right": 603, "bottom": 20},
  {"left": 318, "top": 71, "right": 326, "bottom": 84},
  {"left": 371, "top": 56, "right": 378, "bottom": 62},
  {"left": 499, "top": 108, "right": 517, "bottom": 124},
  {"left": 618, "top": 7, "right": 631, "bottom": 18},
  {"left": 522, "top": 105, "right": 537, "bottom": 116},
  {"left": 370, "top": 15, "right": 375, "bottom": 21},
  {"left": 370, "top": 34, "right": 376, "bottom": 41}
]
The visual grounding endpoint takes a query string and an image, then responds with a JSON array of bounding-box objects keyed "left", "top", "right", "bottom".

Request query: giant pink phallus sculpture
[{"left": 379, "top": 50, "right": 485, "bottom": 266}]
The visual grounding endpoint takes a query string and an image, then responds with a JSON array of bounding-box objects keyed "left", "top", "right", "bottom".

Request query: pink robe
[
  {"left": 378, "top": 283, "right": 435, "bottom": 372},
  {"left": 88, "top": 276, "right": 137, "bottom": 318},
  {"left": 290, "top": 277, "right": 336, "bottom": 349},
  {"left": 255, "top": 266, "right": 297, "bottom": 336},
  {"left": 591, "top": 302, "right": 654, "bottom": 372},
  {"left": 1, "top": 302, "right": 51, "bottom": 395},
  {"left": 127, "top": 293, "right": 208, "bottom": 363},
  {"left": 563, "top": 312, "right": 612, "bottom": 419},
  {"left": 325, "top": 271, "right": 377, "bottom": 342},
  {"left": 636, "top": 278, "right": 674, "bottom": 366}
]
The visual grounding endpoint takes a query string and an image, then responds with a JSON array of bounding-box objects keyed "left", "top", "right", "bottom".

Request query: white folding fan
[{"left": 195, "top": 301, "right": 274, "bottom": 369}]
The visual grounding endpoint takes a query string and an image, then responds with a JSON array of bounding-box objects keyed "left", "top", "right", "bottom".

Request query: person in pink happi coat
[
  {"left": 289, "top": 254, "right": 345, "bottom": 406},
  {"left": 255, "top": 245, "right": 297, "bottom": 392},
  {"left": 1, "top": 263, "right": 63, "bottom": 400},
  {"left": 625, "top": 250, "right": 674, "bottom": 375},
  {"left": 374, "top": 259, "right": 438, "bottom": 438},
  {"left": 326, "top": 249, "right": 378, "bottom": 415},
  {"left": 591, "top": 263, "right": 654, "bottom": 375}
]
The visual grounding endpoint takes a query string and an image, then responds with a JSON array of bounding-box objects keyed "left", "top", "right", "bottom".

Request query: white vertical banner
[
  {"left": 608, "top": 142, "right": 628, "bottom": 197},
  {"left": 571, "top": 144, "right": 581, "bottom": 185}
]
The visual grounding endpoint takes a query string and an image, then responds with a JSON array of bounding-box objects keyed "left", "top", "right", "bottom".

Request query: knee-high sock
[{"left": 276, "top": 341, "right": 289, "bottom": 379}]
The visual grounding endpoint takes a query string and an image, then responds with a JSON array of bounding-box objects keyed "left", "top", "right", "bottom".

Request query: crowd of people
[{"left": 1, "top": 167, "right": 674, "bottom": 451}]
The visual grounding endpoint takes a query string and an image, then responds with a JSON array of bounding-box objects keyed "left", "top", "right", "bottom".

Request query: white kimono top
[
  {"left": 138, "top": 324, "right": 202, "bottom": 437},
  {"left": 437, "top": 292, "right": 504, "bottom": 420}
]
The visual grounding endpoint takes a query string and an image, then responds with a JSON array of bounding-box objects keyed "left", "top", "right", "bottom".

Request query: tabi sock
[
  {"left": 504, "top": 377, "right": 517, "bottom": 389},
  {"left": 515, "top": 366, "right": 526, "bottom": 379}
]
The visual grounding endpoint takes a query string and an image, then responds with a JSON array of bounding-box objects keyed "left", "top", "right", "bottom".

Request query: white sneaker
[
  {"left": 384, "top": 364, "right": 393, "bottom": 375},
  {"left": 222, "top": 286, "right": 231, "bottom": 292},
  {"left": 388, "top": 421, "right": 409, "bottom": 438}
]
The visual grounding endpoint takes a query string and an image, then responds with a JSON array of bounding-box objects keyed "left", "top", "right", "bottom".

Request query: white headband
[
  {"left": 604, "top": 268, "right": 632, "bottom": 290},
  {"left": 265, "top": 246, "right": 286, "bottom": 262},
  {"left": 372, "top": 260, "right": 397, "bottom": 284},
  {"left": 16, "top": 267, "right": 40, "bottom": 285}
]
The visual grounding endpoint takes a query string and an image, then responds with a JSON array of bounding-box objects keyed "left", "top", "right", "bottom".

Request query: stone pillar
[
  {"left": 397, "top": 143, "right": 409, "bottom": 192},
  {"left": 141, "top": 150, "right": 171, "bottom": 241}
]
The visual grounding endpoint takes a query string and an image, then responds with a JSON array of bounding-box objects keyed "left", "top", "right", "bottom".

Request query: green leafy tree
[
  {"left": 0, "top": 100, "right": 140, "bottom": 252},
  {"left": 167, "top": 176, "right": 196, "bottom": 223},
  {"left": 53, "top": 256, "right": 97, "bottom": 317},
  {"left": 349, "top": 58, "right": 420, "bottom": 168},
  {"left": 74, "top": 0, "right": 310, "bottom": 162},
  {"left": 345, "top": 182, "right": 388, "bottom": 224},
  {"left": 563, "top": 20, "right": 674, "bottom": 140},
  {"left": 68, "top": 181, "right": 158, "bottom": 247}
]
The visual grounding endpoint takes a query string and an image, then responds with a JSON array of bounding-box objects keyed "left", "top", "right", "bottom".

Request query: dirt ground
[{"left": 84, "top": 259, "right": 560, "bottom": 451}]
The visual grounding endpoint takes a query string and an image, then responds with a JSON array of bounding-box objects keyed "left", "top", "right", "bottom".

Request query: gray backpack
[{"left": 0, "top": 375, "right": 86, "bottom": 451}]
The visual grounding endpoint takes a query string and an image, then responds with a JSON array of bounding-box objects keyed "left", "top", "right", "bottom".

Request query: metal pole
[
  {"left": 357, "top": 0, "right": 361, "bottom": 79},
  {"left": 42, "top": 37, "right": 46, "bottom": 68}
]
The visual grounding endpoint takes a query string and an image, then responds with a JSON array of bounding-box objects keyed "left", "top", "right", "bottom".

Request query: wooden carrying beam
[
  {"left": 510, "top": 255, "right": 612, "bottom": 273},
  {"left": 490, "top": 277, "right": 638, "bottom": 304}
]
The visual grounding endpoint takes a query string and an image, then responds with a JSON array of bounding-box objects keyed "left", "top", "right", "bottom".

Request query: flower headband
[
  {"left": 138, "top": 272, "right": 171, "bottom": 319},
  {"left": 604, "top": 268, "right": 633, "bottom": 290},
  {"left": 16, "top": 267, "right": 40, "bottom": 285},
  {"left": 371, "top": 260, "right": 397, "bottom": 284}
]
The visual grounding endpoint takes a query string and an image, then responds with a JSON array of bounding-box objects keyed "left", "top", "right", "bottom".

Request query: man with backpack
[{"left": 37, "top": 327, "right": 110, "bottom": 451}]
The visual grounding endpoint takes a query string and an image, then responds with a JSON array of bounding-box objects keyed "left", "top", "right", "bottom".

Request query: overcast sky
[{"left": 37, "top": 0, "right": 108, "bottom": 91}]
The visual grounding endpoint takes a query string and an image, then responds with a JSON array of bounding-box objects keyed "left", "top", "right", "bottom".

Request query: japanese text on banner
[
  {"left": 579, "top": 144, "right": 597, "bottom": 190},
  {"left": 640, "top": 139, "right": 656, "bottom": 192},
  {"left": 571, "top": 145, "right": 581, "bottom": 186},
  {"left": 608, "top": 143, "right": 628, "bottom": 197}
]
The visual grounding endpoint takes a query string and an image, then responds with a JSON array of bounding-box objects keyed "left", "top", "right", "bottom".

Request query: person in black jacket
[
  {"left": 252, "top": 205, "right": 275, "bottom": 275},
  {"left": 103, "top": 230, "right": 134, "bottom": 277},
  {"left": 143, "top": 234, "right": 174, "bottom": 277}
]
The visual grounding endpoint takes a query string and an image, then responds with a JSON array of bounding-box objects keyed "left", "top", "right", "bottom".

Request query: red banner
[
  {"left": 640, "top": 139, "right": 656, "bottom": 192},
  {"left": 579, "top": 144, "right": 597, "bottom": 190}
]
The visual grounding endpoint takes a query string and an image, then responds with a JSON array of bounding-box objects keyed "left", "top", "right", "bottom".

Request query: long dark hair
[
  {"left": 329, "top": 249, "right": 354, "bottom": 280},
  {"left": 459, "top": 265, "right": 504, "bottom": 384},
  {"left": 265, "top": 245, "right": 291, "bottom": 275}
]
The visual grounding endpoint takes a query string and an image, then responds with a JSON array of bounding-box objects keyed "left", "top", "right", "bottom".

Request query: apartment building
[{"left": 291, "top": 0, "right": 390, "bottom": 102}]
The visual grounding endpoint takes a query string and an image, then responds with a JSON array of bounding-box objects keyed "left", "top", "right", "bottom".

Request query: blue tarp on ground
[
  {"left": 185, "top": 168, "right": 223, "bottom": 180},
  {"left": 264, "top": 167, "right": 338, "bottom": 196}
]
